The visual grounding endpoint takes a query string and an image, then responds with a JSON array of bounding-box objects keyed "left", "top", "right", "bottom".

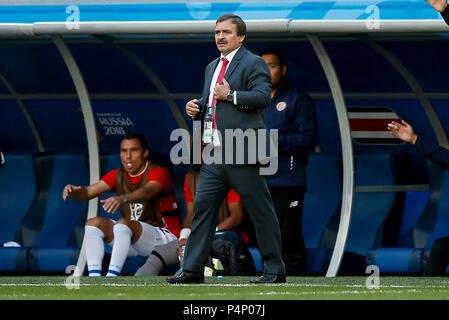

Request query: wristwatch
[{"left": 226, "top": 90, "right": 234, "bottom": 102}]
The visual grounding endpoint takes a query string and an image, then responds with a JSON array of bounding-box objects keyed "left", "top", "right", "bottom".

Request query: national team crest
[
  {"left": 276, "top": 101, "right": 287, "bottom": 111},
  {"left": 130, "top": 203, "right": 143, "bottom": 221}
]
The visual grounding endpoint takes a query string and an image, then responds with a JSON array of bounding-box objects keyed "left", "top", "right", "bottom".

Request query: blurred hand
[
  {"left": 214, "top": 78, "right": 231, "bottom": 101},
  {"left": 176, "top": 238, "right": 187, "bottom": 256},
  {"left": 387, "top": 120, "right": 418, "bottom": 144},
  {"left": 62, "top": 184, "right": 82, "bottom": 201},
  {"left": 100, "top": 196, "right": 124, "bottom": 214},
  {"left": 426, "top": 0, "right": 448, "bottom": 13},
  {"left": 186, "top": 99, "right": 200, "bottom": 119}
]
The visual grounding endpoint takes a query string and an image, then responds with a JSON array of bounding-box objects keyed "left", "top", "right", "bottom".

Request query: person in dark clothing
[
  {"left": 388, "top": 120, "right": 449, "bottom": 170},
  {"left": 261, "top": 47, "right": 318, "bottom": 276},
  {"left": 426, "top": 0, "right": 449, "bottom": 24},
  {"left": 167, "top": 14, "right": 286, "bottom": 285},
  {"left": 388, "top": 119, "right": 449, "bottom": 275}
]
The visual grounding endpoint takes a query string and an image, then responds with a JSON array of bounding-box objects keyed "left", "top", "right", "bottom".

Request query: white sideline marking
[
  {"left": 0, "top": 283, "right": 448, "bottom": 289},
  {"left": 259, "top": 289, "right": 423, "bottom": 295}
]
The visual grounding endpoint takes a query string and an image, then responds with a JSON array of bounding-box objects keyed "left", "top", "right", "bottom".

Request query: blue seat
[
  {"left": 0, "top": 154, "right": 36, "bottom": 244},
  {"left": 366, "top": 190, "right": 430, "bottom": 274},
  {"left": 248, "top": 246, "right": 263, "bottom": 273},
  {"left": 421, "top": 171, "right": 449, "bottom": 273},
  {"left": 345, "top": 153, "right": 397, "bottom": 256},
  {"left": 424, "top": 171, "right": 449, "bottom": 249},
  {"left": 370, "top": 171, "right": 449, "bottom": 274},
  {"left": 0, "top": 247, "right": 28, "bottom": 272},
  {"left": 25, "top": 154, "right": 88, "bottom": 272},
  {"left": 303, "top": 153, "right": 341, "bottom": 248},
  {"left": 366, "top": 248, "right": 423, "bottom": 274},
  {"left": 306, "top": 248, "right": 333, "bottom": 274},
  {"left": 232, "top": 153, "right": 341, "bottom": 276},
  {"left": 29, "top": 247, "right": 81, "bottom": 272},
  {"left": 33, "top": 154, "right": 88, "bottom": 247},
  {"left": 302, "top": 153, "right": 341, "bottom": 274},
  {"left": 397, "top": 191, "right": 430, "bottom": 248},
  {"left": 0, "top": 154, "right": 37, "bottom": 271}
]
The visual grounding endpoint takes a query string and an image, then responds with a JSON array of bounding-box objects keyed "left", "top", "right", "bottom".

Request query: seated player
[{"left": 63, "top": 132, "right": 178, "bottom": 276}]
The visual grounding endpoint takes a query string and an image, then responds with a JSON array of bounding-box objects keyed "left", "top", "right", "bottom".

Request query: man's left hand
[
  {"left": 100, "top": 195, "right": 125, "bottom": 213},
  {"left": 214, "top": 78, "right": 231, "bottom": 101}
]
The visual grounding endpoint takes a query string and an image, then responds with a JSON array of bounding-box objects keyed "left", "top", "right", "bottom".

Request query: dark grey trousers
[{"left": 182, "top": 163, "right": 285, "bottom": 275}]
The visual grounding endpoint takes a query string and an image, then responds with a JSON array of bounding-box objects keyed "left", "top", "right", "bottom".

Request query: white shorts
[{"left": 108, "top": 220, "right": 177, "bottom": 258}]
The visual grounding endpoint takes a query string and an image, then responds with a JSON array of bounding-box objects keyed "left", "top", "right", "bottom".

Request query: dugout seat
[
  {"left": 397, "top": 191, "right": 431, "bottom": 248},
  {"left": 341, "top": 153, "right": 398, "bottom": 274},
  {"left": 22, "top": 153, "right": 88, "bottom": 272},
  {"left": 303, "top": 152, "right": 341, "bottom": 274},
  {"left": 366, "top": 191, "right": 430, "bottom": 274},
  {"left": 246, "top": 153, "right": 341, "bottom": 275},
  {"left": 0, "top": 154, "right": 37, "bottom": 271},
  {"left": 367, "top": 168, "right": 449, "bottom": 274},
  {"left": 422, "top": 170, "right": 449, "bottom": 272},
  {"left": 423, "top": 171, "right": 449, "bottom": 248}
]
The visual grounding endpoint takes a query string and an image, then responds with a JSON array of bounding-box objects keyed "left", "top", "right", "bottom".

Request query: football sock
[
  {"left": 84, "top": 225, "right": 105, "bottom": 277},
  {"left": 107, "top": 223, "right": 132, "bottom": 277}
]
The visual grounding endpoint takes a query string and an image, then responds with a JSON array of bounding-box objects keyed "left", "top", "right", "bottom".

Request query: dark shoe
[
  {"left": 167, "top": 270, "right": 204, "bottom": 284},
  {"left": 250, "top": 273, "right": 286, "bottom": 284},
  {"left": 172, "top": 267, "right": 182, "bottom": 278}
]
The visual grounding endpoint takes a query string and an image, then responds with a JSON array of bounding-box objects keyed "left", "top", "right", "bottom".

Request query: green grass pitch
[{"left": 1, "top": 276, "right": 449, "bottom": 300}]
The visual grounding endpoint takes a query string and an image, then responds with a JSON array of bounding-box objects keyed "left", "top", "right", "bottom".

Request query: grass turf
[{"left": 1, "top": 276, "right": 449, "bottom": 300}]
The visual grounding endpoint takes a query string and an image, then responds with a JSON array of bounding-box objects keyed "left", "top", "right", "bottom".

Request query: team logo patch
[
  {"left": 130, "top": 203, "right": 143, "bottom": 221},
  {"left": 276, "top": 101, "right": 287, "bottom": 111}
]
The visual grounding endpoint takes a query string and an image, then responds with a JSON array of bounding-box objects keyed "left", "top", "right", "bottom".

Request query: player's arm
[
  {"left": 100, "top": 180, "right": 163, "bottom": 214},
  {"left": 176, "top": 202, "right": 193, "bottom": 255},
  {"left": 182, "top": 202, "right": 194, "bottom": 230},
  {"left": 62, "top": 181, "right": 111, "bottom": 202},
  {"left": 177, "top": 173, "right": 195, "bottom": 255},
  {"left": 217, "top": 201, "right": 244, "bottom": 231}
]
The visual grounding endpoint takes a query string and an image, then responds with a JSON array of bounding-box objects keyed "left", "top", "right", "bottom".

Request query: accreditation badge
[{"left": 203, "top": 121, "right": 213, "bottom": 144}]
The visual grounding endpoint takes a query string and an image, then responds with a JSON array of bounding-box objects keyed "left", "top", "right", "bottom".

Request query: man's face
[
  {"left": 261, "top": 53, "right": 286, "bottom": 88},
  {"left": 120, "top": 138, "right": 149, "bottom": 175},
  {"left": 215, "top": 20, "right": 244, "bottom": 55}
]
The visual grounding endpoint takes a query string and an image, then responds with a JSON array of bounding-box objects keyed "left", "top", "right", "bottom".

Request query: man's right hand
[
  {"left": 426, "top": 0, "right": 448, "bottom": 13},
  {"left": 186, "top": 99, "right": 200, "bottom": 119},
  {"left": 387, "top": 120, "right": 418, "bottom": 145},
  {"left": 176, "top": 238, "right": 187, "bottom": 256},
  {"left": 62, "top": 184, "right": 82, "bottom": 201}
]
